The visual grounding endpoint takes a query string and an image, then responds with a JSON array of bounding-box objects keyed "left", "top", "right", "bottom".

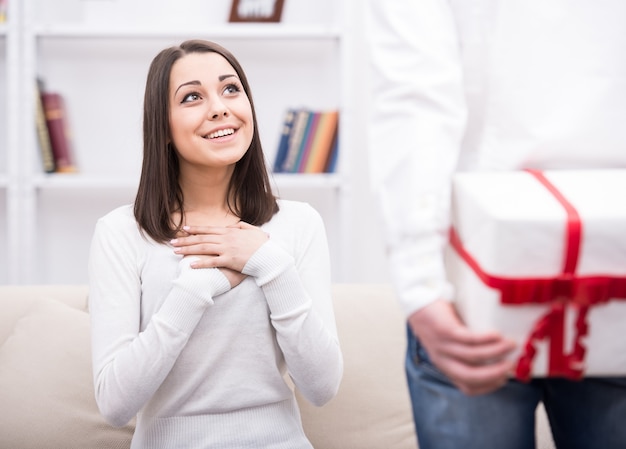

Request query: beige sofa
[{"left": 0, "top": 284, "right": 555, "bottom": 449}]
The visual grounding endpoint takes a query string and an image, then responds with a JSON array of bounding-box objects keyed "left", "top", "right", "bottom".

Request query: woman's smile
[{"left": 205, "top": 127, "right": 236, "bottom": 140}]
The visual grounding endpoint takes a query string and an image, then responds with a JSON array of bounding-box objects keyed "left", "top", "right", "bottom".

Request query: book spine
[
  {"left": 305, "top": 110, "right": 339, "bottom": 173},
  {"left": 294, "top": 111, "right": 320, "bottom": 173},
  {"left": 281, "top": 109, "right": 309, "bottom": 173},
  {"left": 273, "top": 108, "right": 296, "bottom": 173},
  {"left": 0, "top": 0, "right": 6, "bottom": 23},
  {"left": 324, "top": 126, "right": 340, "bottom": 173},
  {"left": 41, "top": 92, "right": 78, "bottom": 173},
  {"left": 35, "top": 81, "right": 56, "bottom": 173}
]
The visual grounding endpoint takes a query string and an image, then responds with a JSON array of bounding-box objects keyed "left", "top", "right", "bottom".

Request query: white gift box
[{"left": 447, "top": 169, "right": 626, "bottom": 379}]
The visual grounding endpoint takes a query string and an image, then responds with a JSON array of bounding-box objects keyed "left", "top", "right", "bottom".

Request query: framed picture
[{"left": 229, "top": 0, "right": 285, "bottom": 23}]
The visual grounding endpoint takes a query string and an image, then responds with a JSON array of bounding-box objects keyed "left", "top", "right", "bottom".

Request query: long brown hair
[{"left": 134, "top": 39, "right": 278, "bottom": 242}]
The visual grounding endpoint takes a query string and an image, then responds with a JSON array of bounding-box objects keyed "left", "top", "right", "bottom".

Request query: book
[
  {"left": 0, "top": 0, "right": 7, "bottom": 23},
  {"left": 273, "top": 108, "right": 340, "bottom": 174},
  {"left": 273, "top": 108, "right": 296, "bottom": 173},
  {"left": 281, "top": 109, "right": 310, "bottom": 173},
  {"left": 305, "top": 110, "right": 339, "bottom": 173},
  {"left": 324, "top": 126, "right": 340, "bottom": 173},
  {"left": 295, "top": 111, "right": 322, "bottom": 173},
  {"left": 41, "top": 92, "right": 78, "bottom": 173},
  {"left": 34, "top": 79, "right": 56, "bottom": 173}
]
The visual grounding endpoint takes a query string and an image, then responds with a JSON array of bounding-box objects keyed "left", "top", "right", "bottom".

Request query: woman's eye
[
  {"left": 181, "top": 92, "right": 201, "bottom": 103},
  {"left": 223, "top": 83, "right": 241, "bottom": 95}
]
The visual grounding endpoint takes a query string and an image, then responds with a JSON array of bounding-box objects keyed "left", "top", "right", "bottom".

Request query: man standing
[{"left": 367, "top": 1, "right": 626, "bottom": 448}]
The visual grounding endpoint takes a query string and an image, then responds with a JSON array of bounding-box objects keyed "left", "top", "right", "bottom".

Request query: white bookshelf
[
  {"left": 1, "top": 0, "right": 20, "bottom": 284},
  {"left": 9, "top": 0, "right": 355, "bottom": 284}
]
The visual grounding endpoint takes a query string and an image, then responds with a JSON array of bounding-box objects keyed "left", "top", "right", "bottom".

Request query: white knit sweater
[{"left": 88, "top": 199, "right": 343, "bottom": 449}]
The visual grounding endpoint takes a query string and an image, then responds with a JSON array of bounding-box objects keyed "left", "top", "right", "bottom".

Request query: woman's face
[{"left": 168, "top": 52, "right": 254, "bottom": 173}]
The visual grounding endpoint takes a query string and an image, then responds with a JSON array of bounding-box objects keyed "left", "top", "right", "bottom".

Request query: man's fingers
[
  {"left": 437, "top": 355, "right": 515, "bottom": 396},
  {"left": 443, "top": 336, "right": 517, "bottom": 367}
]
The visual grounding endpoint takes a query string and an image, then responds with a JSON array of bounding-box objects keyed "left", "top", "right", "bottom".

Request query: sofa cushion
[
  {"left": 0, "top": 285, "right": 89, "bottom": 345},
  {"left": 0, "top": 296, "right": 133, "bottom": 449}
]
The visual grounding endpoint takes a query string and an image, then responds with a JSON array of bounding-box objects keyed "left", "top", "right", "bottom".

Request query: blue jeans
[{"left": 406, "top": 326, "right": 626, "bottom": 449}]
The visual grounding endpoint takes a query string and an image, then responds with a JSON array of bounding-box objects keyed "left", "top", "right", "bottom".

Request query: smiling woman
[{"left": 87, "top": 39, "right": 343, "bottom": 449}]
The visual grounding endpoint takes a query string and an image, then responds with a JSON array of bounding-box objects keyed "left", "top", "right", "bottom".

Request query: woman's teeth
[{"left": 207, "top": 128, "right": 235, "bottom": 139}]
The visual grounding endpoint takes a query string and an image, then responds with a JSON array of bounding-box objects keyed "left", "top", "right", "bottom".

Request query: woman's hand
[{"left": 171, "top": 222, "right": 269, "bottom": 273}]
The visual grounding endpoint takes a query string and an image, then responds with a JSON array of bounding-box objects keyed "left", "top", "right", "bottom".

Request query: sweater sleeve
[
  {"left": 88, "top": 215, "right": 230, "bottom": 427},
  {"left": 242, "top": 204, "right": 343, "bottom": 407},
  {"left": 366, "top": 0, "right": 466, "bottom": 317}
]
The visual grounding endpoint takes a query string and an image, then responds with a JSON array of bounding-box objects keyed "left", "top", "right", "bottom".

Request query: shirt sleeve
[
  {"left": 242, "top": 204, "right": 343, "bottom": 407},
  {"left": 366, "top": 0, "right": 467, "bottom": 317},
  {"left": 88, "top": 215, "right": 230, "bottom": 427}
]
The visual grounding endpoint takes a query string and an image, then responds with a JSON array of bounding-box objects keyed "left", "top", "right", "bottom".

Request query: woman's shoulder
[
  {"left": 99, "top": 203, "right": 135, "bottom": 223},
  {"left": 268, "top": 199, "right": 324, "bottom": 233},
  {"left": 275, "top": 199, "right": 322, "bottom": 221},
  {"left": 95, "top": 204, "right": 140, "bottom": 235}
]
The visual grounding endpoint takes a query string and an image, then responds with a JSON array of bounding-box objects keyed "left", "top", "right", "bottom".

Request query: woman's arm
[
  {"left": 241, "top": 205, "right": 342, "bottom": 406},
  {"left": 88, "top": 215, "right": 230, "bottom": 426}
]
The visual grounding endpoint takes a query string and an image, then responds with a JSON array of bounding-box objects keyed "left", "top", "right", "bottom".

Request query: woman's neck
[{"left": 177, "top": 167, "right": 238, "bottom": 226}]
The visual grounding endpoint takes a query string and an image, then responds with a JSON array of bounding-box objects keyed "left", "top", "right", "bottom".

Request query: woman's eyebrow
[
  {"left": 174, "top": 80, "right": 200, "bottom": 95},
  {"left": 174, "top": 75, "right": 237, "bottom": 95}
]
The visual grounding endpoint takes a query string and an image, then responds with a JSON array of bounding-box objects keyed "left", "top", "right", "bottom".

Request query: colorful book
[
  {"left": 305, "top": 110, "right": 339, "bottom": 173},
  {"left": 281, "top": 109, "right": 310, "bottom": 173},
  {"left": 324, "top": 127, "right": 340, "bottom": 173},
  {"left": 35, "top": 79, "right": 56, "bottom": 173},
  {"left": 41, "top": 92, "right": 78, "bottom": 173},
  {"left": 294, "top": 111, "right": 321, "bottom": 173},
  {"left": 0, "top": 0, "right": 7, "bottom": 23},
  {"left": 273, "top": 108, "right": 296, "bottom": 173}
]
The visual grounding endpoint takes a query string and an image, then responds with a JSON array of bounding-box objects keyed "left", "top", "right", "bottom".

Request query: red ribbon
[{"left": 450, "top": 169, "right": 626, "bottom": 381}]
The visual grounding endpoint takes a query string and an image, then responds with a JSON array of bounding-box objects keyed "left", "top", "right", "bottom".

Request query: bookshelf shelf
[
  {"left": 33, "top": 24, "right": 341, "bottom": 40},
  {"left": 32, "top": 174, "right": 139, "bottom": 190},
  {"left": 272, "top": 173, "right": 343, "bottom": 190},
  {"left": 30, "top": 173, "right": 342, "bottom": 192}
]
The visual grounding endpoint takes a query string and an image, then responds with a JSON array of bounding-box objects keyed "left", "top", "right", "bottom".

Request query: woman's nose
[
  {"left": 211, "top": 110, "right": 229, "bottom": 119},
  {"left": 209, "top": 100, "right": 229, "bottom": 120}
]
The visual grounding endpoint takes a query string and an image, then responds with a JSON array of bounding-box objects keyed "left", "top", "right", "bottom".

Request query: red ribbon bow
[{"left": 450, "top": 169, "right": 626, "bottom": 381}]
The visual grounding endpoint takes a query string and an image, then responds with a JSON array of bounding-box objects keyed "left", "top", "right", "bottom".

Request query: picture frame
[{"left": 229, "top": 0, "right": 285, "bottom": 23}]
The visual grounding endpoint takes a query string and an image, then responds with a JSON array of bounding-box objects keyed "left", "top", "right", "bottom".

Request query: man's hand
[{"left": 408, "top": 299, "right": 517, "bottom": 396}]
